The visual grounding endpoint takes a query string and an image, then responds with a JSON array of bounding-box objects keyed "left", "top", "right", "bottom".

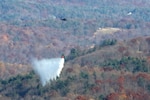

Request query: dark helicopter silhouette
[{"left": 60, "top": 18, "right": 67, "bottom": 21}]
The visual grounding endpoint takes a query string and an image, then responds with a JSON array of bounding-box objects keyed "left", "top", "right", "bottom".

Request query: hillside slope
[{"left": 0, "top": 36, "right": 150, "bottom": 99}]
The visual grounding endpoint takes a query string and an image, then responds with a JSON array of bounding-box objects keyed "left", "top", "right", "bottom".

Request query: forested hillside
[
  {"left": 0, "top": 0, "right": 150, "bottom": 100},
  {"left": 0, "top": 36, "right": 150, "bottom": 100}
]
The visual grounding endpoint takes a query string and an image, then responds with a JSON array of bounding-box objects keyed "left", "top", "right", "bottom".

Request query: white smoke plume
[{"left": 31, "top": 57, "right": 64, "bottom": 86}]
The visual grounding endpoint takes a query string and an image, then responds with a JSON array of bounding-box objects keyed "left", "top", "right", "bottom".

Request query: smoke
[{"left": 31, "top": 57, "right": 64, "bottom": 86}]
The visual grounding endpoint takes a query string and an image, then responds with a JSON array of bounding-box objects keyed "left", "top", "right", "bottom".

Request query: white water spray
[{"left": 31, "top": 57, "right": 64, "bottom": 86}]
